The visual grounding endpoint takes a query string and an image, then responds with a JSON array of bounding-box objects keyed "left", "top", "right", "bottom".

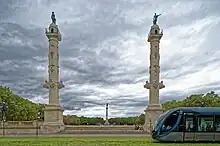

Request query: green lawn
[{"left": 0, "top": 137, "right": 219, "bottom": 146}]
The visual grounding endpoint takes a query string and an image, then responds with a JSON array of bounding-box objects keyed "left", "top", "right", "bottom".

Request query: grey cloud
[
  {"left": 161, "top": 22, "right": 220, "bottom": 79},
  {"left": 0, "top": 23, "right": 46, "bottom": 60},
  {"left": 0, "top": 0, "right": 15, "bottom": 20},
  {"left": 188, "top": 82, "right": 220, "bottom": 94}
]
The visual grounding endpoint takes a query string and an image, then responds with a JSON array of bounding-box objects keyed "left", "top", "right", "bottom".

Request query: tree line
[
  {"left": 63, "top": 115, "right": 145, "bottom": 125},
  {"left": 0, "top": 86, "right": 219, "bottom": 125}
]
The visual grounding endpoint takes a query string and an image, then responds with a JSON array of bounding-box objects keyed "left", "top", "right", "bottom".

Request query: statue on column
[
  {"left": 51, "top": 12, "right": 56, "bottom": 24},
  {"left": 153, "top": 13, "right": 161, "bottom": 25}
]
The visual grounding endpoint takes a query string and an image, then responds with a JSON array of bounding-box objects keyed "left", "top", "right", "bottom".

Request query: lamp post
[
  {"left": 149, "top": 114, "right": 152, "bottom": 144},
  {"left": 0, "top": 101, "right": 8, "bottom": 136},
  {"left": 36, "top": 111, "right": 41, "bottom": 136}
]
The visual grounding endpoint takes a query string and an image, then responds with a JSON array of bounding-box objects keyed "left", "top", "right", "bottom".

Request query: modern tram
[{"left": 151, "top": 107, "right": 220, "bottom": 142}]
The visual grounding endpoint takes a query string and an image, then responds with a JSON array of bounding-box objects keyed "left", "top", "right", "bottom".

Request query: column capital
[{"left": 147, "top": 24, "right": 163, "bottom": 42}]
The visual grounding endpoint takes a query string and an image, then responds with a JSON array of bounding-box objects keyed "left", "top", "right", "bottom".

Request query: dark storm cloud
[
  {"left": 61, "top": 52, "right": 148, "bottom": 86},
  {"left": 0, "top": 23, "right": 46, "bottom": 60}
]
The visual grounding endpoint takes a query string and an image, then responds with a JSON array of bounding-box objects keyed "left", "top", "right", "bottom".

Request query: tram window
[
  {"left": 185, "top": 116, "right": 195, "bottom": 132},
  {"left": 161, "top": 111, "right": 179, "bottom": 133},
  {"left": 215, "top": 116, "right": 220, "bottom": 132},
  {"left": 197, "top": 115, "right": 214, "bottom": 132}
]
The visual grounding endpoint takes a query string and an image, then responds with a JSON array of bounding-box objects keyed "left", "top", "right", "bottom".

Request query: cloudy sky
[{"left": 0, "top": 0, "right": 220, "bottom": 118}]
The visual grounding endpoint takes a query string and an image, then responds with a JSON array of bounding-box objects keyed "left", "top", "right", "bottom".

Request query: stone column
[
  {"left": 43, "top": 12, "right": 64, "bottom": 128},
  {"left": 143, "top": 24, "right": 165, "bottom": 132},
  {"left": 104, "top": 103, "right": 109, "bottom": 125}
]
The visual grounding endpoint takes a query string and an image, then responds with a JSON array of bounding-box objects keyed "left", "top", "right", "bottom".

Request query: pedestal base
[
  {"left": 43, "top": 104, "right": 64, "bottom": 126},
  {"left": 41, "top": 104, "right": 65, "bottom": 134},
  {"left": 143, "top": 104, "right": 163, "bottom": 132},
  {"left": 104, "top": 120, "right": 109, "bottom": 125}
]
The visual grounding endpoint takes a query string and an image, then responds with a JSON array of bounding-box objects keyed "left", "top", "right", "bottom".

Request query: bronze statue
[
  {"left": 153, "top": 13, "right": 161, "bottom": 25},
  {"left": 51, "top": 12, "right": 56, "bottom": 24}
]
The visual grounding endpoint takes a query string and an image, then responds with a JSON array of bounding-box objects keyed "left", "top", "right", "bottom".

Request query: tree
[
  {"left": 162, "top": 91, "right": 220, "bottom": 111},
  {"left": 0, "top": 86, "right": 44, "bottom": 121},
  {"left": 135, "top": 114, "right": 145, "bottom": 125}
]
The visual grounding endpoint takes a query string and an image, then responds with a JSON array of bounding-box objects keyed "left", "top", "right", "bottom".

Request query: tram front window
[
  {"left": 154, "top": 110, "right": 171, "bottom": 128},
  {"left": 154, "top": 114, "right": 164, "bottom": 128},
  {"left": 160, "top": 111, "right": 179, "bottom": 134}
]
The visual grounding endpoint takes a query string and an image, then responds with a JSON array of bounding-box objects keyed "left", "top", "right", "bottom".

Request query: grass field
[{"left": 0, "top": 137, "right": 219, "bottom": 146}]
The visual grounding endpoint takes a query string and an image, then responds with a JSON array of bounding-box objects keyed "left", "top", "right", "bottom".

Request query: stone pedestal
[
  {"left": 104, "top": 120, "right": 109, "bottom": 125},
  {"left": 43, "top": 105, "right": 64, "bottom": 126},
  {"left": 143, "top": 104, "right": 163, "bottom": 133},
  {"left": 40, "top": 124, "right": 65, "bottom": 134}
]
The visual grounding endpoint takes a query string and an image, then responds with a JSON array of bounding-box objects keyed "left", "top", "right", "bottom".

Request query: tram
[{"left": 152, "top": 107, "right": 220, "bottom": 142}]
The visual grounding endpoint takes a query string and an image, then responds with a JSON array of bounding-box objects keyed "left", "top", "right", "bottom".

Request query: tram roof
[{"left": 171, "top": 107, "right": 220, "bottom": 114}]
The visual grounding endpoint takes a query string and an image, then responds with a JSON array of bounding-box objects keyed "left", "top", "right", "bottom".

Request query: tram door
[{"left": 183, "top": 113, "right": 196, "bottom": 141}]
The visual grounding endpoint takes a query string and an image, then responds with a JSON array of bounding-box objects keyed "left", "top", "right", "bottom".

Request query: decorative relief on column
[
  {"left": 152, "top": 65, "right": 160, "bottom": 74},
  {"left": 49, "top": 65, "right": 55, "bottom": 72},
  {"left": 57, "top": 53, "right": 59, "bottom": 61},
  {"left": 43, "top": 80, "right": 50, "bottom": 89},
  {"left": 153, "top": 81, "right": 158, "bottom": 89},
  {"left": 149, "top": 65, "right": 159, "bottom": 75},
  {"left": 149, "top": 66, "right": 152, "bottom": 74},
  {"left": 43, "top": 80, "right": 60, "bottom": 89},
  {"left": 58, "top": 81, "right": 64, "bottom": 89},
  {"left": 50, "top": 82, "right": 56, "bottom": 88},
  {"left": 154, "top": 52, "right": 158, "bottom": 59},
  {"left": 48, "top": 79, "right": 55, "bottom": 88},
  {"left": 144, "top": 81, "right": 151, "bottom": 89},
  {"left": 50, "top": 52, "right": 54, "bottom": 58},
  {"left": 43, "top": 80, "right": 63, "bottom": 89},
  {"left": 50, "top": 41, "right": 56, "bottom": 47},
  {"left": 159, "top": 81, "right": 165, "bottom": 89}
]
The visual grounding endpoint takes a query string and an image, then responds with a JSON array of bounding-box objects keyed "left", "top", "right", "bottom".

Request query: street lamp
[
  {"left": 148, "top": 113, "right": 152, "bottom": 144},
  {"left": 36, "top": 111, "right": 41, "bottom": 136},
  {"left": 0, "top": 101, "right": 8, "bottom": 136}
]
